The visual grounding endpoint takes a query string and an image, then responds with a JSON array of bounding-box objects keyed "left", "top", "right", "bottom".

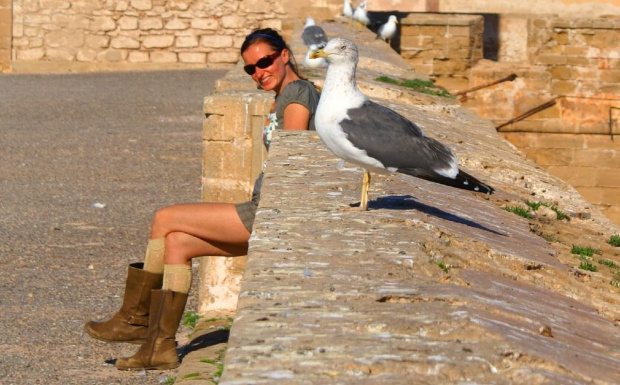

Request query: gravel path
[{"left": 0, "top": 68, "right": 227, "bottom": 385}]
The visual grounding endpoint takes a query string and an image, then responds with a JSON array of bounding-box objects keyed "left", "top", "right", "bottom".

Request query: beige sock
[
  {"left": 163, "top": 264, "right": 192, "bottom": 293},
  {"left": 143, "top": 237, "right": 166, "bottom": 274}
]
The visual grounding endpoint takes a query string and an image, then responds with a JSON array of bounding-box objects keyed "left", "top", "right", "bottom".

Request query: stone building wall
[
  {"left": 463, "top": 17, "right": 620, "bottom": 225},
  {"left": 10, "top": 0, "right": 286, "bottom": 72},
  {"left": 0, "top": 0, "right": 10, "bottom": 70},
  {"left": 400, "top": 13, "right": 483, "bottom": 91}
]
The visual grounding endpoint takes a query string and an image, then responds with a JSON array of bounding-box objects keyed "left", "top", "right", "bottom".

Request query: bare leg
[{"left": 150, "top": 202, "right": 251, "bottom": 266}]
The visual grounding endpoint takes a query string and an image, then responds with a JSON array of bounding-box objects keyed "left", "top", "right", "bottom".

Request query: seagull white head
[
  {"left": 310, "top": 37, "right": 358, "bottom": 66},
  {"left": 388, "top": 15, "right": 398, "bottom": 23},
  {"left": 304, "top": 17, "right": 316, "bottom": 28}
]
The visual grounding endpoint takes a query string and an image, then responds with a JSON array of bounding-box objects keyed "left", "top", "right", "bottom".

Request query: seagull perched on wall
[
  {"left": 353, "top": 1, "right": 370, "bottom": 29},
  {"left": 343, "top": 0, "right": 354, "bottom": 25},
  {"left": 311, "top": 38, "right": 494, "bottom": 211},
  {"left": 377, "top": 15, "right": 398, "bottom": 44},
  {"left": 301, "top": 18, "right": 328, "bottom": 48}
]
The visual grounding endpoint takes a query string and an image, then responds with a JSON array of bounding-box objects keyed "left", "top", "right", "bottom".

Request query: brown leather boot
[
  {"left": 116, "top": 290, "right": 188, "bottom": 370},
  {"left": 85, "top": 263, "right": 163, "bottom": 344}
]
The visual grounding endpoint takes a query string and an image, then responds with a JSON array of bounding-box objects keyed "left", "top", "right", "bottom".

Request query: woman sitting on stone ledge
[{"left": 84, "top": 28, "right": 320, "bottom": 371}]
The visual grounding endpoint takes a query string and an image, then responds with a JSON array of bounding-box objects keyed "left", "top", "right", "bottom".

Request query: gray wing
[
  {"left": 302, "top": 26, "right": 329, "bottom": 46},
  {"left": 338, "top": 100, "right": 456, "bottom": 172}
]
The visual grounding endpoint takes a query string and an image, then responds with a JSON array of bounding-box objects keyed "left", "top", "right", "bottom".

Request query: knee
[
  {"left": 163, "top": 232, "right": 192, "bottom": 264},
  {"left": 151, "top": 206, "right": 175, "bottom": 234}
]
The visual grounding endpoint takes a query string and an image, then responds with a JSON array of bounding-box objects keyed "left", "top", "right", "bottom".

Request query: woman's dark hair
[{"left": 241, "top": 28, "right": 305, "bottom": 80}]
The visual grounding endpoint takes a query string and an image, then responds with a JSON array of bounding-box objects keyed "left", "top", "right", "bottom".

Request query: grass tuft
[
  {"left": 375, "top": 76, "right": 453, "bottom": 98},
  {"left": 182, "top": 372, "right": 201, "bottom": 379},
  {"left": 436, "top": 261, "right": 451, "bottom": 273},
  {"left": 162, "top": 377, "right": 175, "bottom": 385},
  {"left": 503, "top": 205, "right": 531, "bottom": 219},
  {"left": 598, "top": 259, "right": 619, "bottom": 268},
  {"left": 182, "top": 311, "right": 201, "bottom": 329},
  {"left": 571, "top": 245, "right": 602, "bottom": 257},
  {"left": 525, "top": 201, "right": 569, "bottom": 220},
  {"left": 578, "top": 261, "right": 598, "bottom": 272},
  {"left": 609, "top": 234, "right": 620, "bottom": 247}
]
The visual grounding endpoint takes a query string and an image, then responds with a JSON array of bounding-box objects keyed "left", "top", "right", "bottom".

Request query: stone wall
[
  {"left": 0, "top": 0, "right": 9, "bottom": 71},
  {"left": 10, "top": 0, "right": 286, "bottom": 72},
  {"left": 400, "top": 13, "right": 483, "bottom": 91},
  {"left": 462, "top": 17, "right": 620, "bottom": 225}
]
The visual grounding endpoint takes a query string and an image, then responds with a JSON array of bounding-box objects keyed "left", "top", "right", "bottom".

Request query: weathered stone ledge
[{"left": 220, "top": 128, "right": 620, "bottom": 384}]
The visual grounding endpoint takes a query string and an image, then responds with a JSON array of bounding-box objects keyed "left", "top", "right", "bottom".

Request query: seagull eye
[{"left": 340, "top": 45, "right": 346, "bottom": 51}]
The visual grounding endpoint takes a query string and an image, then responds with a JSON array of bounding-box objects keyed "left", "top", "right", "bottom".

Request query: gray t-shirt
[{"left": 262, "top": 79, "right": 319, "bottom": 150}]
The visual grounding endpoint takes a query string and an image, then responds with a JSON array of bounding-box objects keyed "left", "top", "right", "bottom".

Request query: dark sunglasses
[{"left": 243, "top": 51, "right": 281, "bottom": 75}]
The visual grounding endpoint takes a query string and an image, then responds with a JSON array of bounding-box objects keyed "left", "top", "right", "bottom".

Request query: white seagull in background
[
  {"left": 377, "top": 15, "right": 398, "bottom": 43},
  {"left": 302, "top": 44, "right": 328, "bottom": 68},
  {"left": 311, "top": 38, "right": 494, "bottom": 211},
  {"left": 301, "top": 17, "right": 328, "bottom": 47},
  {"left": 343, "top": 0, "right": 354, "bottom": 25},
  {"left": 353, "top": 1, "right": 370, "bottom": 29}
]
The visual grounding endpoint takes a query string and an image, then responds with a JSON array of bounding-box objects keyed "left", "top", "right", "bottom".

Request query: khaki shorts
[{"left": 235, "top": 194, "right": 259, "bottom": 233}]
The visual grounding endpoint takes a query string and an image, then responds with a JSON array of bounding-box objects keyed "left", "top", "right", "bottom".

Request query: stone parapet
[{"left": 219, "top": 127, "right": 620, "bottom": 383}]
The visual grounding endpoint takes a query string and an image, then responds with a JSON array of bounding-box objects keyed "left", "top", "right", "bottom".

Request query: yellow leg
[{"left": 360, "top": 171, "right": 371, "bottom": 211}]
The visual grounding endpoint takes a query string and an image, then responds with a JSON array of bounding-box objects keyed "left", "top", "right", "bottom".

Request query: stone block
[
  {"left": 118, "top": 16, "right": 138, "bottom": 30},
  {"left": 596, "top": 168, "right": 620, "bottom": 188},
  {"left": 498, "top": 132, "right": 532, "bottom": 149},
  {"left": 573, "top": 149, "right": 620, "bottom": 168},
  {"left": 204, "top": 95, "right": 252, "bottom": 141},
  {"left": 128, "top": 50, "right": 149, "bottom": 62},
  {"left": 92, "top": 16, "right": 116, "bottom": 32},
  {"left": 45, "top": 29, "right": 84, "bottom": 48},
  {"left": 239, "top": 0, "right": 272, "bottom": 14},
  {"left": 165, "top": 18, "right": 188, "bottom": 30},
  {"left": 85, "top": 35, "right": 110, "bottom": 49},
  {"left": 536, "top": 54, "right": 567, "bottom": 66},
  {"left": 221, "top": 15, "right": 246, "bottom": 29},
  {"left": 202, "top": 140, "right": 253, "bottom": 183},
  {"left": 207, "top": 50, "right": 238, "bottom": 64},
  {"left": 191, "top": 18, "right": 219, "bottom": 30},
  {"left": 130, "top": 0, "right": 152, "bottom": 11},
  {"left": 46, "top": 48, "right": 75, "bottom": 61},
  {"left": 575, "top": 186, "right": 603, "bottom": 204},
  {"left": 176, "top": 35, "right": 198, "bottom": 48},
  {"left": 111, "top": 36, "right": 140, "bottom": 49},
  {"left": 600, "top": 187, "right": 620, "bottom": 205},
  {"left": 142, "top": 35, "right": 174, "bottom": 48},
  {"left": 551, "top": 80, "right": 576, "bottom": 95},
  {"left": 140, "top": 18, "right": 163, "bottom": 30},
  {"left": 179, "top": 52, "right": 206, "bottom": 63},
  {"left": 533, "top": 148, "right": 574, "bottom": 167},
  {"left": 547, "top": 166, "right": 596, "bottom": 187},
  {"left": 16, "top": 47, "right": 44, "bottom": 60},
  {"left": 150, "top": 50, "right": 178, "bottom": 63},
  {"left": 529, "top": 133, "right": 585, "bottom": 150},
  {"left": 201, "top": 34, "right": 233, "bottom": 49},
  {"left": 549, "top": 66, "right": 571, "bottom": 80}
]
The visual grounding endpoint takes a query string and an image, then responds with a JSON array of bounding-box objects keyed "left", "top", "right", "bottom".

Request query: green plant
[
  {"left": 525, "top": 201, "right": 570, "bottom": 220},
  {"left": 182, "top": 311, "right": 201, "bottom": 328},
  {"left": 578, "top": 261, "right": 598, "bottom": 272},
  {"left": 571, "top": 245, "right": 602, "bottom": 257},
  {"left": 436, "top": 261, "right": 450, "bottom": 273},
  {"left": 609, "top": 234, "right": 620, "bottom": 247},
  {"left": 598, "top": 259, "right": 619, "bottom": 268},
  {"left": 503, "top": 205, "right": 531, "bottom": 219},
  {"left": 162, "top": 377, "right": 175, "bottom": 385},
  {"left": 182, "top": 372, "right": 201, "bottom": 379},
  {"left": 375, "top": 76, "right": 453, "bottom": 98}
]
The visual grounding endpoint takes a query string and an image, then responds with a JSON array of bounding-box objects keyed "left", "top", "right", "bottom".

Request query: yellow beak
[{"left": 310, "top": 48, "right": 328, "bottom": 59}]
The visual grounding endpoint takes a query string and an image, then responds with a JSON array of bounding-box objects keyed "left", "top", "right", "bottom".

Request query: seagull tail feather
[{"left": 398, "top": 168, "right": 494, "bottom": 195}]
